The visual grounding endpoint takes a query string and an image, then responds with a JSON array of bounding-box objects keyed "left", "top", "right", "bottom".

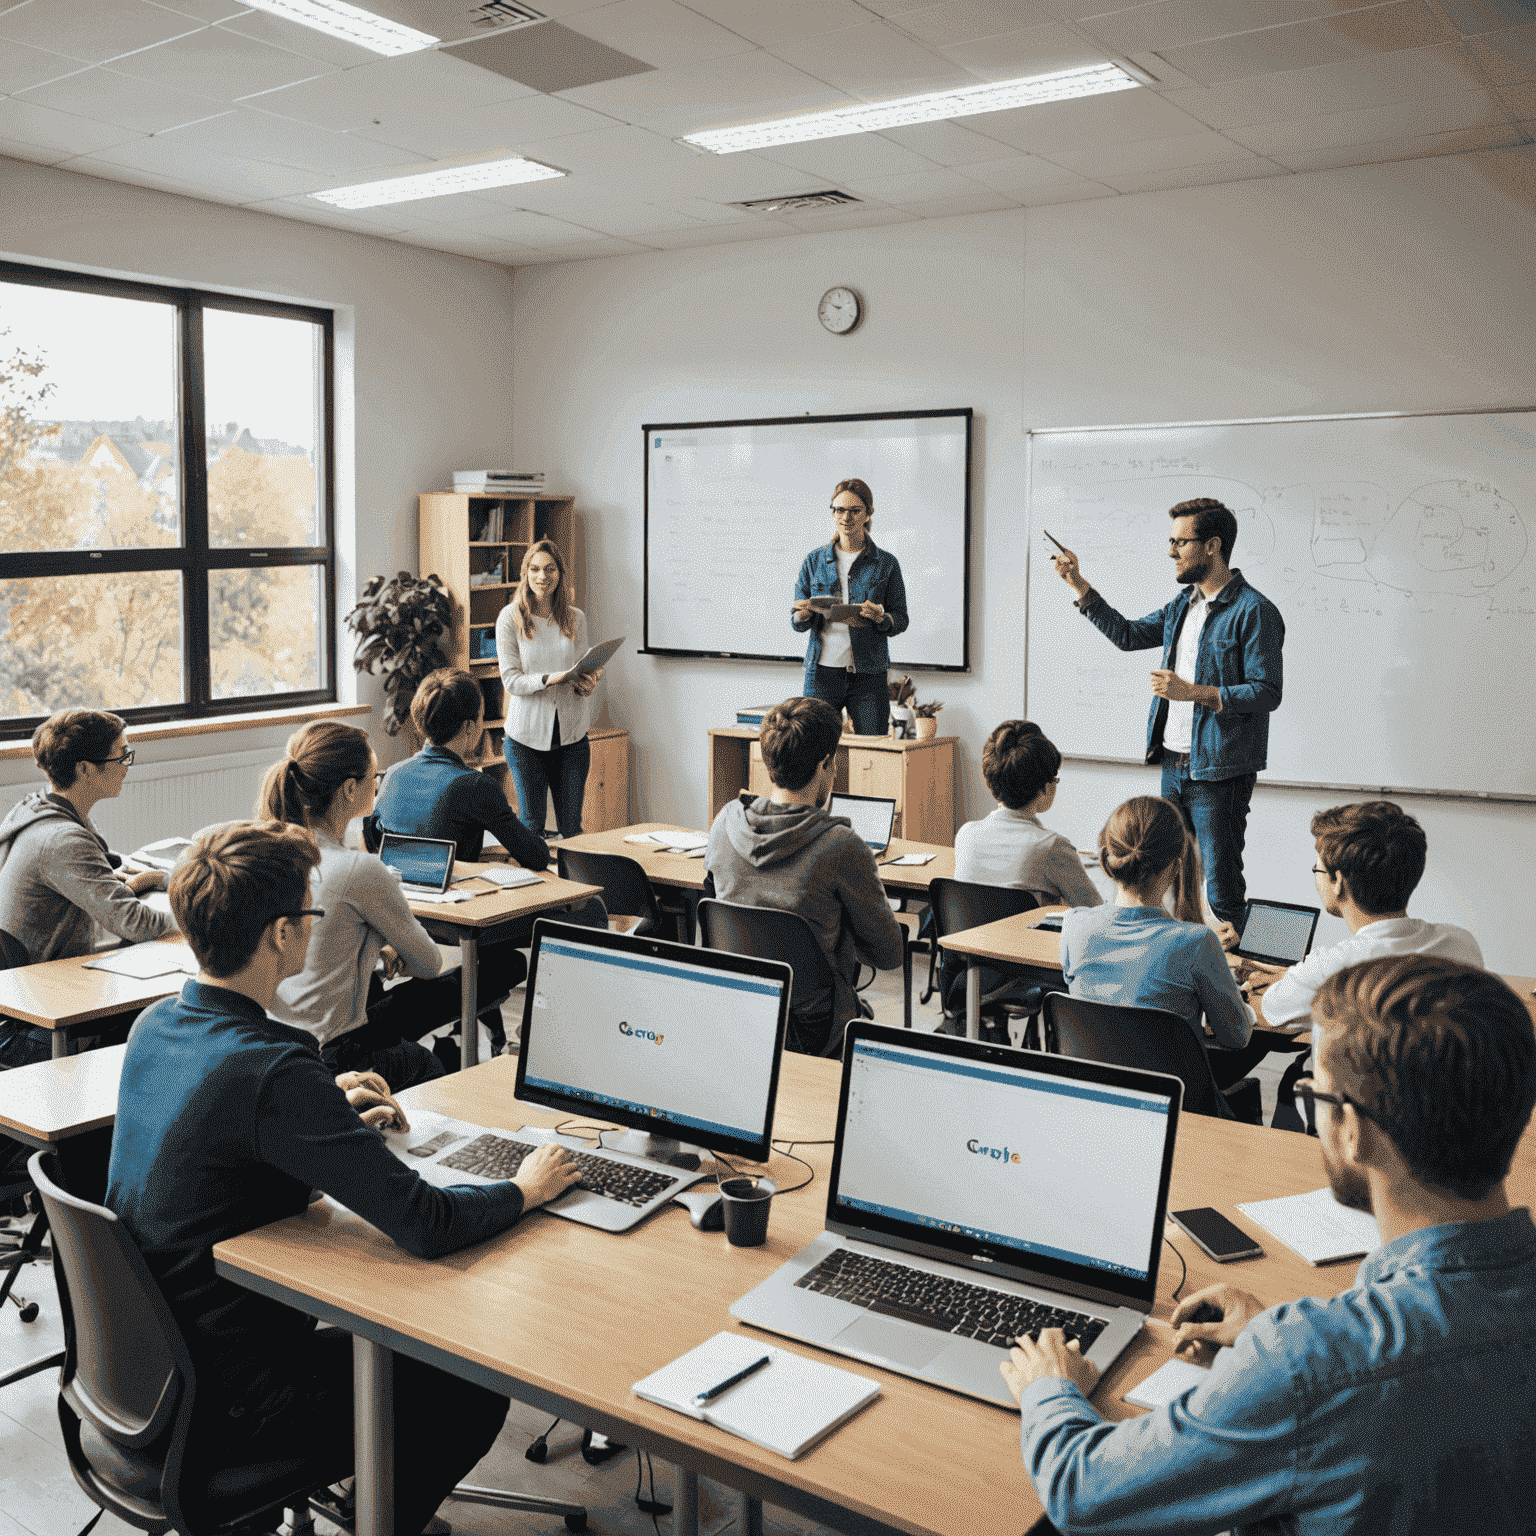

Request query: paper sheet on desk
[
  {"left": 1238, "top": 1187, "right": 1380, "bottom": 1265},
  {"left": 625, "top": 831, "right": 708, "bottom": 851},
  {"left": 882, "top": 853, "right": 933, "bottom": 866},
  {"left": 406, "top": 887, "right": 476, "bottom": 904},
  {"left": 84, "top": 942, "right": 197, "bottom": 979}
]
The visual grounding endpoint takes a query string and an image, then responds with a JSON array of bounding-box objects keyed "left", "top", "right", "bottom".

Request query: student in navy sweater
[{"left": 107, "top": 821, "right": 580, "bottom": 1536}]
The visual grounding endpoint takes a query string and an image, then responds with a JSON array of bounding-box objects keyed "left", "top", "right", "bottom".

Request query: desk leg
[
  {"left": 903, "top": 939, "right": 912, "bottom": 1030},
  {"left": 966, "top": 961, "right": 981, "bottom": 1042},
  {"left": 673, "top": 1467, "right": 698, "bottom": 1536},
  {"left": 739, "top": 1493, "right": 763, "bottom": 1536},
  {"left": 353, "top": 1337, "right": 394, "bottom": 1536},
  {"left": 459, "top": 934, "right": 479, "bottom": 1070},
  {"left": 51, "top": 1030, "right": 69, "bottom": 1061}
]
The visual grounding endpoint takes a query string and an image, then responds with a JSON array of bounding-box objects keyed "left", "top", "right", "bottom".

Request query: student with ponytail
[{"left": 1061, "top": 796, "right": 1257, "bottom": 1080}]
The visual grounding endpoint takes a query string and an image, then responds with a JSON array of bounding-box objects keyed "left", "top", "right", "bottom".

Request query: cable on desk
[
  {"left": 552, "top": 1119, "right": 610, "bottom": 1142},
  {"left": 1164, "top": 1234, "right": 1188, "bottom": 1302},
  {"left": 769, "top": 1141, "right": 818, "bottom": 1195},
  {"left": 633, "top": 1449, "right": 670, "bottom": 1534}
]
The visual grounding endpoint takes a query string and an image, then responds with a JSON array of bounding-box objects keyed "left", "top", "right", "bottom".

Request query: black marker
[
  {"left": 692, "top": 1354, "right": 772, "bottom": 1405},
  {"left": 1042, "top": 529, "right": 1068, "bottom": 555}
]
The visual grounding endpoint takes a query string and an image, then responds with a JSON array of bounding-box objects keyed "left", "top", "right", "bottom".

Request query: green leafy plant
[
  {"left": 345, "top": 571, "right": 452, "bottom": 737},
  {"left": 914, "top": 700, "right": 943, "bottom": 718}
]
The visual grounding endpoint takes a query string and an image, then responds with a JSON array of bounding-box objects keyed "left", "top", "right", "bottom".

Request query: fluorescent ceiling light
[
  {"left": 682, "top": 64, "right": 1139, "bottom": 154},
  {"left": 311, "top": 156, "right": 564, "bottom": 208},
  {"left": 242, "top": 0, "right": 439, "bottom": 57}
]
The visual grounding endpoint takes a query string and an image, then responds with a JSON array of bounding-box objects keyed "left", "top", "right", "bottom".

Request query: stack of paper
[
  {"left": 1237, "top": 1187, "right": 1381, "bottom": 1265},
  {"left": 475, "top": 867, "right": 543, "bottom": 890},
  {"left": 128, "top": 837, "right": 194, "bottom": 873},
  {"left": 454, "top": 470, "right": 545, "bottom": 492},
  {"left": 624, "top": 830, "right": 708, "bottom": 853}
]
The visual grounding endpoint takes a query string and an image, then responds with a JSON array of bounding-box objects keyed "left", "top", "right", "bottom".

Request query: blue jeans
[
  {"left": 504, "top": 726, "right": 590, "bottom": 838},
  {"left": 1161, "top": 753, "right": 1256, "bottom": 927},
  {"left": 805, "top": 666, "right": 889, "bottom": 736}
]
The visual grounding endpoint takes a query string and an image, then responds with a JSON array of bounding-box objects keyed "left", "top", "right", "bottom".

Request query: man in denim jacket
[
  {"left": 1052, "top": 498, "right": 1284, "bottom": 925},
  {"left": 1002, "top": 953, "right": 1536, "bottom": 1535}
]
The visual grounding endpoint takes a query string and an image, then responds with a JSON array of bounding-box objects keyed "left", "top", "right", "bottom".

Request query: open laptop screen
[
  {"left": 827, "top": 1028, "right": 1180, "bottom": 1309},
  {"left": 377, "top": 832, "right": 455, "bottom": 892},
  {"left": 828, "top": 792, "right": 896, "bottom": 852},
  {"left": 1237, "top": 900, "right": 1320, "bottom": 966}
]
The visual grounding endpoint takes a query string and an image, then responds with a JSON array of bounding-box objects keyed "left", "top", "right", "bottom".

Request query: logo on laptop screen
[
  {"left": 618, "top": 1022, "right": 664, "bottom": 1045},
  {"left": 967, "top": 1139, "right": 1020, "bottom": 1164}
]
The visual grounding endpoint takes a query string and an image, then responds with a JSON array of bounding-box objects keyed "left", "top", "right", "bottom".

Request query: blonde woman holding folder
[{"left": 496, "top": 539, "right": 602, "bottom": 839}]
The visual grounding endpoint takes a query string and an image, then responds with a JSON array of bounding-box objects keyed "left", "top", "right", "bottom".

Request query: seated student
[
  {"left": 705, "top": 696, "right": 903, "bottom": 1054},
  {"left": 1062, "top": 795, "right": 1257, "bottom": 1090},
  {"left": 954, "top": 721, "right": 1102, "bottom": 908},
  {"left": 1003, "top": 954, "right": 1536, "bottom": 1533},
  {"left": 259, "top": 720, "right": 495, "bottom": 1091},
  {"left": 107, "top": 821, "right": 582, "bottom": 1536},
  {"left": 1248, "top": 799, "right": 1483, "bottom": 1027}
]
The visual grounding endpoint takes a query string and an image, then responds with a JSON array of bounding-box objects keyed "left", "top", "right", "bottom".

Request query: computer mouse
[
  {"left": 1187, "top": 1301, "right": 1222, "bottom": 1324},
  {"left": 674, "top": 1189, "right": 725, "bottom": 1231}
]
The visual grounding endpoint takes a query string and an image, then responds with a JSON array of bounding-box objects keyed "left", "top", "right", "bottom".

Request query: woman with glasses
[{"left": 791, "top": 478, "right": 910, "bottom": 737}]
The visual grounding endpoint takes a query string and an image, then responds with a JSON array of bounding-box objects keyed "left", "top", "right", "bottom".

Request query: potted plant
[
  {"left": 913, "top": 700, "right": 943, "bottom": 739},
  {"left": 345, "top": 571, "right": 453, "bottom": 739},
  {"left": 888, "top": 675, "right": 917, "bottom": 739}
]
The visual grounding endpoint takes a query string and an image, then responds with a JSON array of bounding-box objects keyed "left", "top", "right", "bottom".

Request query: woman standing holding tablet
[
  {"left": 496, "top": 539, "right": 602, "bottom": 840},
  {"left": 791, "top": 478, "right": 909, "bottom": 736}
]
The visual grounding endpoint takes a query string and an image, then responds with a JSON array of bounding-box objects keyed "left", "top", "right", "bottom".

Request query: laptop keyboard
[
  {"left": 436, "top": 1133, "right": 679, "bottom": 1209},
  {"left": 795, "top": 1248, "right": 1109, "bottom": 1350}
]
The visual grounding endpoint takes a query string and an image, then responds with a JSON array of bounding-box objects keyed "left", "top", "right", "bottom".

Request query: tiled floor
[{"left": 0, "top": 943, "right": 1298, "bottom": 1536}]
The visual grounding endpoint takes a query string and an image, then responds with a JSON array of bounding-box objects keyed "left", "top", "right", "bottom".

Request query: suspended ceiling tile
[
  {"left": 1012, "top": 178, "right": 1119, "bottom": 203},
  {"left": 1468, "top": 22, "right": 1536, "bottom": 81},
  {"left": 81, "top": 132, "right": 341, "bottom": 197},
  {"left": 1268, "top": 118, "right": 1528, "bottom": 165},
  {"left": 940, "top": 22, "right": 1113, "bottom": 78},
  {"left": 0, "top": 40, "right": 87, "bottom": 95},
  {"left": 1079, "top": 0, "right": 1382, "bottom": 58},
  {"left": 105, "top": 26, "right": 334, "bottom": 102},
  {"left": 213, "top": 9, "right": 383, "bottom": 68},
  {"left": 875, "top": 119, "right": 1017, "bottom": 163},
  {"left": 1226, "top": 83, "right": 1509, "bottom": 149},
  {"left": 0, "top": 0, "right": 204, "bottom": 66},
  {"left": 503, "top": 235, "right": 657, "bottom": 259},
  {"left": 1440, "top": 0, "right": 1536, "bottom": 37},
  {"left": 0, "top": 95, "right": 145, "bottom": 155},
  {"left": 768, "top": 22, "right": 974, "bottom": 97},
  {"left": 836, "top": 165, "right": 986, "bottom": 202},
  {"left": 559, "top": 0, "right": 759, "bottom": 69},
  {"left": 768, "top": 203, "right": 918, "bottom": 231},
  {"left": 345, "top": 92, "right": 617, "bottom": 160},
  {"left": 0, "top": 135, "right": 78, "bottom": 166},
  {"left": 442, "top": 23, "right": 655, "bottom": 93},
  {"left": 1154, "top": 1, "right": 1454, "bottom": 85},
  {"left": 17, "top": 65, "right": 230, "bottom": 132},
  {"left": 144, "top": 0, "right": 252, "bottom": 22},
  {"left": 678, "top": 0, "right": 875, "bottom": 48},
  {"left": 957, "top": 149, "right": 1104, "bottom": 190},
  {"left": 1042, "top": 125, "right": 1261, "bottom": 176},
  {"left": 242, "top": 195, "right": 432, "bottom": 234},
  {"left": 64, "top": 153, "right": 241, "bottom": 201},
  {"left": 969, "top": 84, "right": 1211, "bottom": 151},
  {"left": 894, "top": 186, "right": 1022, "bottom": 215},
  {"left": 636, "top": 220, "right": 798, "bottom": 248},
  {"left": 755, "top": 132, "right": 944, "bottom": 181},
  {"left": 646, "top": 195, "right": 760, "bottom": 223},
  {"left": 156, "top": 106, "right": 412, "bottom": 173},
  {"left": 371, "top": 188, "right": 539, "bottom": 222},
  {"left": 1100, "top": 155, "right": 1288, "bottom": 190},
  {"left": 893, "top": 0, "right": 1064, "bottom": 49}
]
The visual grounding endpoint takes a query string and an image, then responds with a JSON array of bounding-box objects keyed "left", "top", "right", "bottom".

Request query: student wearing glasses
[
  {"left": 1003, "top": 953, "right": 1536, "bottom": 1533},
  {"left": 791, "top": 478, "right": 909, "bottom": 737},
  {"left": 1050, "top": 498, "right": 1284, "bottom": 927}
]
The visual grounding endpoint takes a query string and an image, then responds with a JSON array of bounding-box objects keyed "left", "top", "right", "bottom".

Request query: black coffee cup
[{"left": 719, "top": 1176, "right": 775, "bottom": 1247}]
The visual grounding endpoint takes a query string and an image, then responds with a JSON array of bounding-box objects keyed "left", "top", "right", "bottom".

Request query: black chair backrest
[
  {"left": 927, "top": 878, "right": 1039, "bottom": 941},
  {"left": 0, "top": 928, "right": 29, "bottom": 970},
  {"left": 556, "top": 849, "right": 662, "bottom": 932},
  {"left": 1043, "top": 994, "right": 1225, "bottom": 1117}
]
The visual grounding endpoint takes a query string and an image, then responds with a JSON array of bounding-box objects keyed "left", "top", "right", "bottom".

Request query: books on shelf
[
  {"left": 736, "top": 703, "right": 778, "bottom": 726},
  {"left": 453, "top": 470, "right": 546, "bottom": 492}
]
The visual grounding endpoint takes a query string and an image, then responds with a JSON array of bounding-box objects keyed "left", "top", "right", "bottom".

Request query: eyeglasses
[
  {"left": 1294, "top": 1076, "right": 1376, "bottom": 1137},
  {"left": 1312, "top": 864, "right": 1329, "bottom": 876},
  {"left": 831, "top": 505, "right": 866, "bottom": 516},
  {"left": 93, "top": 749, "right": 135, "bottom": 767},
  {"left": 1167, "top": 536, "right": 1207, "bottom": 550},
  {"left": 372, "top": 772, "right": 386, "bottom": 785},
  {"left": 274, "top": 907, "right": 326, "bottom": 925}
]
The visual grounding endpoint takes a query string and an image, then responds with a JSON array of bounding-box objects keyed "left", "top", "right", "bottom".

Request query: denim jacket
[
  {"left": 792, "top": 539, "right": 909, "bottom": 681},
  {"left": 1078, "top": 569, "right": 1284, "bottom": 779},
  {"left": 1017, "top": 1208, "right": 1536, "bottom": 1536}
]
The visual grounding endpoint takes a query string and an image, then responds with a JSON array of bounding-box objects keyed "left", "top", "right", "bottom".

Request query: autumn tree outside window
[{"left": 0, "top": 260, "right": 335, "bottom": 737}]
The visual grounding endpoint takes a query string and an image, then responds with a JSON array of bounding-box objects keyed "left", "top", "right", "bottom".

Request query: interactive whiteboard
[
  {"left": 1026, "top": 410, "right": 1535, "bottom": 799},
  {"left": 643, "top": 410, "right": 971, "bottom": 671}
]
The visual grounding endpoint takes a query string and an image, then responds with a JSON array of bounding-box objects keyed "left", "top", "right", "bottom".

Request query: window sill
[{"left": 0, "top": 702, "right": 371, "bottom": 761}]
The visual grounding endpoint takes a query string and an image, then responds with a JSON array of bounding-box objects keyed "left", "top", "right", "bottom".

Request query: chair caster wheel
[
  {"left": 525, "top": 1437, "right": 548, "bottom": 1464},
  {"left": 19, "top": 1301, "right": 39, "bottom": 1323},
  {"left": 565, "top": 1514, "right": 586, "bottom": 1531}
]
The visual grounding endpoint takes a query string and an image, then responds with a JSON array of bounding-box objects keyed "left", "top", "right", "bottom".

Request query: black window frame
[{"left": 0, "top": 258, "right": 336, "bottom": 740}]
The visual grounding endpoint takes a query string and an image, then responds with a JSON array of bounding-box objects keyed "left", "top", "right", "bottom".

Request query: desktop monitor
[{"left": 515, "top": 920, "right": 792, "bottom": 1164}]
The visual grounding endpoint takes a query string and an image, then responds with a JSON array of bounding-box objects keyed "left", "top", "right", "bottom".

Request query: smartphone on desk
[
  {"left": 1171, "top": 1208, "right": 1264, "bottom": 1263},
  {"left": 1033, "top": 917, "right": 1064, "bottom": 933}
]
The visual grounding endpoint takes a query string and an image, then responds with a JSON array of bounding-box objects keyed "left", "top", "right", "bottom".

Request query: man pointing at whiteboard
[{"left": 1051, "top": 498, "right": 1285, "bottom": 928}]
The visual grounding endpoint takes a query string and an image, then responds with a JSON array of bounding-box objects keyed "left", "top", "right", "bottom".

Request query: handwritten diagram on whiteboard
[{"left": 1025, "top": 411, "right": 1535, "bottom": 798}]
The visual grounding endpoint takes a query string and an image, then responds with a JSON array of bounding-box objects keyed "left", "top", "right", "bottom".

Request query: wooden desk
[
  {"left": 213, "top": 1052, "right": 1536, "bottom": 1536},
  {"left": 708, "top": 728, "right": 957, "bottom": 845},
  {"left": 405, "top": 864, "right": 603, "bottom": 1070}
]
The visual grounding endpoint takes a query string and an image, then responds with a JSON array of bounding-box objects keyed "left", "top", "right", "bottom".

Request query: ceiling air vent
[
  {"left": 729, "top": 190, "right": 863, "bottom": 215},
  {"left": 378, "top": 0, "right": 546, "bottom": 39},
  {"left": 464, "top": 0, "right": 545, "bottom": 28}
]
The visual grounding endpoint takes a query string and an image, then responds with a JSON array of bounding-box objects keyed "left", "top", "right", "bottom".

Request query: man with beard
[
  {"left": 1051, "top": 498, "right": 1284, "bottom": 927},
  {"left": 999, "top": 953, "right": 1536, "bottom": 1534}
]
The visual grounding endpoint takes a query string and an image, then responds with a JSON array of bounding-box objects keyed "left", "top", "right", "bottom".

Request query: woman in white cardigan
[{"left": 496, "top": 539, "right": 603, "bottom": 839}]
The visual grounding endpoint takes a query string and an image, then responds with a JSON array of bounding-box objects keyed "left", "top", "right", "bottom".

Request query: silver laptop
[
  {"left": 1235, "top": 898, "right": 1320, "bottom": 968},
  {"left": 731, "top": 1023, "right": 1182, "bottom": 1406},
  {"left": 828, "top": 792, "right": 897, "bottom": 854},
  {"left": 377, "top": 831, "right": 456, "bottom": 895}
]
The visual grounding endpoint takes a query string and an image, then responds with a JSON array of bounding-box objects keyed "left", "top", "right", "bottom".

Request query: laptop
[
  {"left": 1234, "top": 898, "right": 1321, "bottom": 968},
  {"left": 377, "top": 831, "right": 456, "bottom": 895},
  {"left": 731, "top": 1023, "right": 1182, "bottom": 1407},
  {"left": 828, "top": 792, "right": 897, "bottom": 854}
]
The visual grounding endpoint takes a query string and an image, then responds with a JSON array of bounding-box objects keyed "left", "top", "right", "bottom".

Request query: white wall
[
  {"left": 510, "top": 147, "right": 1536, "bottom": 973},
  {"left": 0, "top": 155, "right": 520, "bottom": 781}
]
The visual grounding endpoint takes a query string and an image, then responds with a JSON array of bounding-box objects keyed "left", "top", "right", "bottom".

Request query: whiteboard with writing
[
  {"left": 643, "top": 410, "right": 971, "bottom": 671},
  {"left": 1026, "top": 411, "right": 1535, "bottom": 798}
]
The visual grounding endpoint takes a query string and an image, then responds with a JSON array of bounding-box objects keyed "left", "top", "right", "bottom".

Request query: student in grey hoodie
[{"left": 706, "top": 697, "right": 903, "bottom": 1054}]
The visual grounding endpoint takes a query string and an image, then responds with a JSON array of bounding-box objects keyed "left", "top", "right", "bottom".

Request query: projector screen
[{"left": 642, "top": 409, "right": 971, "bottom": 671}]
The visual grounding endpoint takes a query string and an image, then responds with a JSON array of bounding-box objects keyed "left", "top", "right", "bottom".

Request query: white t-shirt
[
  {"left": 1163, "top": 582, "right": 1226, "bottom": 755},
  {"left": 818, "top": 544, "right": 858, "bottom": 670}
]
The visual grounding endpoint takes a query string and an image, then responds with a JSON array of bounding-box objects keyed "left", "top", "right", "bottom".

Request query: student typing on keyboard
[{"left": 107, "top": 821, "right": 582, "bottom": 1536}]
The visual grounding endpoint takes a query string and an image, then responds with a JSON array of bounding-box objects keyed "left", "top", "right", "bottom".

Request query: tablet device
[
  {"left": 1235, "top": 899, "right": 1320, "bottom": 967},
  {"left": 378, "top": 831, "right": 456, "bottom": 895},
  {"left": 572, "top": 635, "right": 625, "bottom": 675}
]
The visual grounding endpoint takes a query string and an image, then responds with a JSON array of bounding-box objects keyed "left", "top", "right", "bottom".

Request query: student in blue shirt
[
  {"left": 107, "top": 821, "right": 581, "bottom": 1536},
  {"left": 1002, "top": 953, "right": 1536, "bottom": 1535}
]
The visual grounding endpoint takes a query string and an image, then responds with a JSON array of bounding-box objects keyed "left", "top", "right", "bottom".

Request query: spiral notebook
[{"left": 633, "top": 1333, "right": 879, "bottom": 1460}]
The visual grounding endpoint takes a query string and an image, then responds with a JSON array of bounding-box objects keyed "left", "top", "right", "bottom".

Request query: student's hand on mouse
[
  {"left": 1170, "top": 1284, "right": 1264, "bottom": 1363},
  {"left": 1150, "top": 669, "right": 1197, "bottom": 702},
  {"left": 512, "top": 1142, "right": 583, "bottom": 1209},
  {"left": 1050, "top": 547, "right": 1090, "bottom": 598},
  {"left": 1000, "top": 1329, "right": 1101, "bottom": 1405},
  {"left": 378, "top": 944, "right": 404, "bottom": 981}
]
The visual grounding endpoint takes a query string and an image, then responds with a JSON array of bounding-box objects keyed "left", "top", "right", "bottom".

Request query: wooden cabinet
[
  {"left": 418, "top": 491, "right": 628, "bottom": 833},
  {"left": 709, "top": 727, "right": 957, "bottom": 845}
]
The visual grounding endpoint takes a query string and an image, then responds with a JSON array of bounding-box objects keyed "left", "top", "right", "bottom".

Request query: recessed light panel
[
  {"left": 243, "top": 0, "right": 439, "bottom": 56},
  {"left": 310, "top": 156, "right": 564, "bottom": 208},
  {"left": 682, "top": 65, "right": 1139, "bottom": 154}
]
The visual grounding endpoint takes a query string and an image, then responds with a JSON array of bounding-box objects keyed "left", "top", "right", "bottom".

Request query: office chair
[
  {"left": 1042, "top": 994, "right": 1263, "bottom": 1123},
  {"left": 556, "top": 848, "right": 676, "bottom": 938},
  {"left": 924, "top": 879, "right": 1050, "bottom": 1046},
  {"left": 697, "top": 899, "right": 853, "bottom": 1057},
  {"left": 1, "top": 924, "right": 50, "bottom": 1351}
]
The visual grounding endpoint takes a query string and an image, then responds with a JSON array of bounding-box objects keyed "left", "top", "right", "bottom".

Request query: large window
[{"left": 0, "top": 261, "right": 334, "bottom": 735}]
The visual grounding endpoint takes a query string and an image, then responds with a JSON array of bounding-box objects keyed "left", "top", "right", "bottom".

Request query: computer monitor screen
[
  {"left": 828, "top": 793, "right": 896, "bottom": 852},
  {"left": 1237, "top": 900, "right": 1320, "bottom": 966},
  {"left": 828, "top": 1029, "right": 1179, "bottom": 1307},
  {"left": 378, "top": 832, "right": 454, "bottom": 892},
  {"left": 516, "top": 921, "right": 791, "bottom": 1162}
]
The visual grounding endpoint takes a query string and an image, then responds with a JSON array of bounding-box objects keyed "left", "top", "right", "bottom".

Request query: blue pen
[{"left": 692, "top": 1354, "right": 772, "bottom": 1405}]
